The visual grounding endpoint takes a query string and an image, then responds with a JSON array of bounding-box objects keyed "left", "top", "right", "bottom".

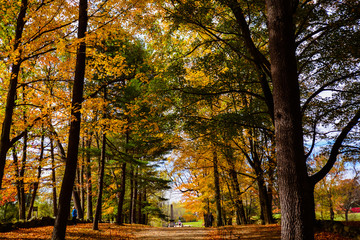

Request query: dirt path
[
  {"left": 0, "top": 223, "right": 353, "bottom": 240},
  {"left": 131, "top": 225, "right": 281, "bottom": 239},
  {"left": 0, "top": 223, "right": 282, "bottom": 240},
  {"left": 131, "top": 226, "right": 212, "bottom": 239}
]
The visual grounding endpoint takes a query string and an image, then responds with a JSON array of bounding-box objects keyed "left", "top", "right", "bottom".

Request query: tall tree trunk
[
  {"left": 138, "top": 191, "right": 142, "bottom": 224},
  {"left": 256, "top": 174, "right": 273, "bottom": 224},
  {"left": 224, "top": 148, "right": 247, "bottom": 225},
  {"left": 129, "top": 165, "right": 134, "bottom": 224},
  {"left": 116, "top": 162, "right": 127, "bottom": 224},
  {"left": 18, "top": 130, "right": 28, "bottom": 221},
  {"left": 78, "top": 160, "right": 85, "bottom": 213},
  {"left": 93, "top": 132, "right": 106, "bottom": 230},
  {"left": 13, "top": 147, "right": 25, "bottom": 221},
  {"left": 86, "top": 134, "right": 93, "bottom": 221},
  {"left": 27, "top": 133, "right": 45, "bottom": 220},
  {"left": 0, "top": 0, "right": 28, "bottom": 189},
  {"left": 72, "top": 189, "right": 84, "bottom": 219},
  {"left": 50, "top": 139, "right": 58, "bottom": 217},
  {"left": 78, "top": 138, "right": 85, "bottom": 212},
  {"left": 329, "top": 191, "right": 334, "bottom": 221},
  {"left": 133, "top": 168, "right": 138, "bottom": 224},
  {"left": 252, "top": 152, "right": 274, "bottom": 225},
  {"left": 143, "top": 189, "right": 147, "bottom": 225},
  {"left": 116, "top": 130, "right": 129, "bottom": 225},
  {"left": 72, "top": 170, "right": 84, "bottom": 219},
  {"left": 19, "top": 88, "right": 29, "bottom": 221},
  {"left": 266, "top": 1, "right": 314, "bottom": 239},
  {"left": 345, "top": 209, "right": 349, "bottom": 222},
  {"left": 51, "top": 120, "right": 84, "bottom": 219},
  {"left": 213, "top": 150, "right": 223, "bottom": 227},
  {"left": 51, "top": 0, "right": 88, "bottom": 238},
  {"left": 244, "top": 132, "right": 274, "bottom": 225},
  {"left": 266, "top": 155, "right": 276, "bottom": 222},
  {"left": 228, "top": 168, "right": 247, "bottom": 225},
  {"left": 93, "top": 88, "right": 107, "bottom": 230}
]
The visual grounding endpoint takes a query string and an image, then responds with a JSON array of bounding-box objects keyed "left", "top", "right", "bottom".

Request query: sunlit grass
[
  {"left": 182, "top": 220, "right": 204, "bottom": 227},
  {"left": 316, "top": 212, "right": 360, "bottom": 221},
  {"left": 335, "top": 213, "right": 360, "bottom": 221}
]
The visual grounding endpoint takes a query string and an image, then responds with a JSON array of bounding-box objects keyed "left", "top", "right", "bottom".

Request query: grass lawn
[
  {"left": 337, "top": 213, "right": 360, "bottom": 221},
  {"left": 182, "top": 220, "right": 204, "bottom": 227},
  {"left": 315, "top": 212, "right": 360, "bottom": 221}
]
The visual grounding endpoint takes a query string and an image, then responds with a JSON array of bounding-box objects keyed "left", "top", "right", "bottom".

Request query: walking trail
[
  {"left": 131, "top": 225, "right": 281, "bottom": 239},
  {"left": 0, "top": 223, "right": 281, "bottom": 239}
]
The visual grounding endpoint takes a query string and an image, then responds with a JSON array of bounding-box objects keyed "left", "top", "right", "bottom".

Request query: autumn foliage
[{"left": 0, "top": 1, "right": 359, "bottom": 240}]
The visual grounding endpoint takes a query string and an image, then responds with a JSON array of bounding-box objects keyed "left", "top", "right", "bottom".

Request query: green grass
[
  {"left": 316, "top": 212, "right": 360, "bottom": 221},
  {"left": 272, "top": 212, "right": 360, "bottom": 222},
  {"left": 336, "top": 213, "right": 360, "bottom": 221},
  {"left": 182, "top": 221, "right": 204, "bottom": 227}
]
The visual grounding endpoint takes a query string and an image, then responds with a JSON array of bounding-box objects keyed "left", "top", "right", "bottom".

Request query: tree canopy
[{"left": 0, "top": 1, "right": 359, "bottom": 239}]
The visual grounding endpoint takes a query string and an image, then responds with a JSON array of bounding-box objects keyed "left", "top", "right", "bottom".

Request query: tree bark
[
  {"left": 138, "top": 191, "right": 143, "bottom": 224},
  {"left": 72, "top": 169, "right": 84, "bottom": 219},
  {"left": 224, "top": 148, "right": 247, "bottom": 225},
  {"left": 213, "top": 150, "right": 223, "bottom": 227},
  {"left": 92, "top": 132, "right": 106, "bottom": 230},
  {"left": 79, "top": 161, "right": 85, "bottom": 213},
  {"left": 0, "top": 0, "right": 28, "bottom": 189},
  {"left": 116, "top": 162, "right": 127, "bottom": 224},
  {"left": 51, "top": 0, "right": 88, "bottom": 238},
  {"left": 13, "top": 147, "right": 25, "bottom": 221},
  {"left": 129, "top": 165, "right": 134, "bottom": 224},
  {"left": 329, "top": 192, "right": 334, "bottom": 221},
  {"left": 93, "top": 87, "right": 108, "bottom": 230},
  {"left": 50, "top": 139, "right": 58, "bottom": 217},
  {"left": 143, "top": 189, "right": 147, "bottom": 225},
  {"left": 266, "top": 0, "right": 314, "bottom": 239},
  {"left": 19, "top": 130, "right": 27, "bottom": 221},
  {"left": 257, "top": 174, "right": 273, "bottom": 224},
  {"left": 116, "top": 130, "right": 129, "bottom": 225},
  {"left": 86, "top": 134, "right": 93, "bottom": 221},
  {"left": 345, "top": 209, "right": 349, "bottom": 222},
  {"left": 252, "top": 153, "right": 274, "bottom": 225},
  {"left": 228, "top": 168, "right": 247, "bottom": 225},
  {"left": 72, "top": 189, "right": 84, "bottom": 219},
  {"left": 132, "top": 168, "right": 138, "bottom": 224}
]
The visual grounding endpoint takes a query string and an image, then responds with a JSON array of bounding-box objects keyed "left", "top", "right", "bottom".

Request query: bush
[{"left": 0, "top": 202, "right": 17, "bottom": 223}]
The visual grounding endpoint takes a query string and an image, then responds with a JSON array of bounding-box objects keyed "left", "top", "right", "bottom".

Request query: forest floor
[{"left": 0, "top": 223, "right": 354, "bottom": 240}]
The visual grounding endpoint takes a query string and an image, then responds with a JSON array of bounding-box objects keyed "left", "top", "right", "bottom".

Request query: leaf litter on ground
[{"left": 0, "top": 223, "right": 355, "bottom": 240}]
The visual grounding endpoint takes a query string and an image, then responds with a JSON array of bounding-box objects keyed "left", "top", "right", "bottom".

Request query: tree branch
[{"left": 310, "top": 109, "right": 360, "bottom": 185}]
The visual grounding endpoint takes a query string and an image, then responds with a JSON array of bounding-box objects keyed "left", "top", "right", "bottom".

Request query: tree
[
  {"left": 0, "top": 0, "right": 28, "bottom": 190},
  {"left": 27, "top": 131, "right": 45, "bottom": 220},
  {"left": 93, "top": 89, "right": 107, "bottom": 230},
  {"left": 337, "top": 179, "right": 360, "bottom": 221},
  {"left": 266, "top": 1, "right": 360, "bottom": 238},
  {"left": 52, "top": 0, "right": 88, "bottom": 238},
  {"left": 313, "top": 154, "right": 343, "bottom": 221},
  {"left": 266, "top": 1, "right": 316, "bottom": 238},
  {"left": 0, "top": 0, "right": 76, "bottom": 189},
  {"left": 161, "top": 1, "right": 360, "bottom": 238}
]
